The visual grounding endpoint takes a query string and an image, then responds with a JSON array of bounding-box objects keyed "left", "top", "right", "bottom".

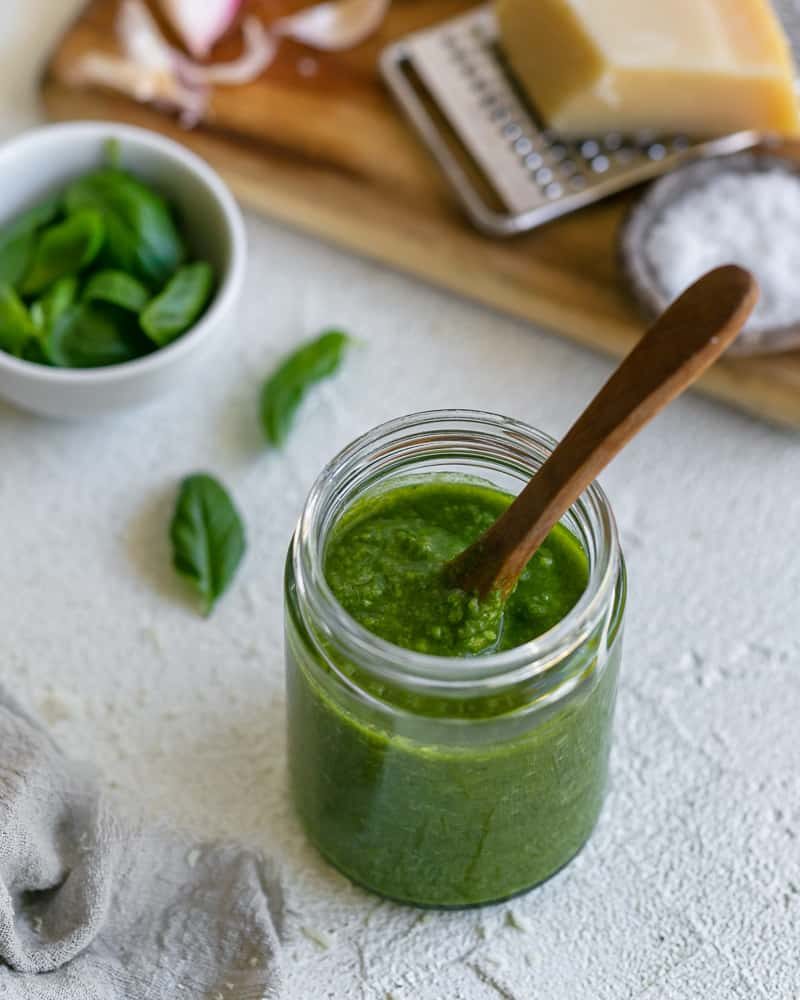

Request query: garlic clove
[
  {"left": 118, "top": 0, "right": 176, "bottom": 73},
  {"left": 66, "top": 52, "right": 208, "bottom": 127},
  {"left": 272, "top": 0, "right": 390, "bottom": 51}
]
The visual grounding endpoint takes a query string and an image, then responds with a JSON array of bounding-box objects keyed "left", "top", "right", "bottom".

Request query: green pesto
[
  {"left": 286, "top": 478, "right": 624, "bottom": 907},
  {"left": 324, "top": 479, "right": 589, "bottom": 657},
  {"left": 286, "top": 639, "right": 621, "bottom": 907}
]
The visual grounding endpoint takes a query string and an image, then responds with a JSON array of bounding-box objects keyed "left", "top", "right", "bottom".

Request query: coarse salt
[{"left": 643, "top": 169, "right": 800, "bottom": 334}]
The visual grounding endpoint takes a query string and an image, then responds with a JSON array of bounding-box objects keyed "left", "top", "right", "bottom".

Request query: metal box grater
[{"left": 379, "top": 5, "right": 768, "bottom": 236}]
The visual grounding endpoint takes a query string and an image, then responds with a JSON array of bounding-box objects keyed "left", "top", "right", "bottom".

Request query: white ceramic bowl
[{"left": 0, "top": 121, "right": 246, "bottom": 419}]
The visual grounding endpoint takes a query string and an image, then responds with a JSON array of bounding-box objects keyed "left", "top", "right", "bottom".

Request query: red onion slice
[
  {"left": 177, "top": 17, "right": 277, "bottom": 87},
  {"left": 159, "top": 0, "right": 244, "bottom": 60},
  {"left": 67, "top": 0, "right": 388, "bottom": 131}
]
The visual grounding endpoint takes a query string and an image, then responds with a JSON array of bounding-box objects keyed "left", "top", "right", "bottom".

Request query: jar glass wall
[{"left": 285, "top": 410, "right": 626, "bottom": 908}]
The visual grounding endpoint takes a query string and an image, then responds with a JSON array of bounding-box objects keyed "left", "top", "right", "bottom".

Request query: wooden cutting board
[{"left": 40, "top": 0, "right": 800, "bottom": 427}]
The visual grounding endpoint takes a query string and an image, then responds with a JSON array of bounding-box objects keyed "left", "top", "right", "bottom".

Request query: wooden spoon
[{"left": 446, "top": 265, "right": 759, "bottom": 599}]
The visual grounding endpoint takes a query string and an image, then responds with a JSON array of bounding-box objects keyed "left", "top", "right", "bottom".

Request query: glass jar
[{"left": 285, "top": 410, "right": 626, "bottom": 908}]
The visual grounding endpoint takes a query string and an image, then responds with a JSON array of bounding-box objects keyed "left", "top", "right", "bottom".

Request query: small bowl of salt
[{"left": 621, "top": 151, "right": 800, "bottom": 357}]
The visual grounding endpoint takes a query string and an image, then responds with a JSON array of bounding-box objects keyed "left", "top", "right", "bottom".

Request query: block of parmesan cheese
[{"left": 495, "top": 0, "right": 800, "bottom": 137}]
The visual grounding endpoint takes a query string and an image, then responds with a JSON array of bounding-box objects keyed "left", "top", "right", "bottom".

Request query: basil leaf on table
[
  {"left": 0, "top": 195, "right": 61, "bottom": 287},
  {"left": 20, "top": 209, "right": 105, "bottom": 296},
  {"left": 83, "top": 269, "right": 150, "bottom": 312},
  {"left": 169, "top": 473, "right": 246, "bottom": 617},
  {"left": 140, "top": 262, "right": 214, "bottom": 346},
  {"left": 260, "top": 330, "right": 351, "bottom": 446},
  {"left": 47, "top": 302, "right": 150, "bottom": 369},
  {"left": 65, "top": 168, "right": 185, "bottom": 286},
  {"left": 0, "top": 284, "right": 36, "bottom": 357}
]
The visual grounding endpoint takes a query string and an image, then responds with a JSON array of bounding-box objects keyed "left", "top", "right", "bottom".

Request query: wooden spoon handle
[{"left": 448, "top": 265, "right": 759, "bottom": 598}]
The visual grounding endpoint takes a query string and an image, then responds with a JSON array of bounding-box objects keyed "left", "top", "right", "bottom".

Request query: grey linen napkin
[{"left": 0, "top": 685, "right": 283, "bottom": 999}]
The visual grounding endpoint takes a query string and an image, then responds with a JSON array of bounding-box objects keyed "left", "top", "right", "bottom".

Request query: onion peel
[{"left": 272, "top": 0, "right": 391, "bottom": 51}]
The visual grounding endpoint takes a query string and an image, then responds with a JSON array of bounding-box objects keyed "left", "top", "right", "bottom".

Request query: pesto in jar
[
  {"left": 286, "top": 477, "right": 624, "bottom": 907},
  {"left": 324, "top": 479, "right": 588, "bottom": 657}
]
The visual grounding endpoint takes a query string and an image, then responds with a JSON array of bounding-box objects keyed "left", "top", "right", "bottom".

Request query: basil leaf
[
  {"left": 169, "top": 473, "right": 246, "bottom": 617},
  {"left": 0, "top": 196, "right": 61, "bottom": 287},
  {"left": 0, "top": 234, "right": 34, "bottom": 289},
  {"left": 29, "top": 277, "right": 80, "bottom": 365},
  {"left": 47, "top": 302, "right": 150, "bottom": 368},
  {"left": 65, "top": 167, "right": 185, "bottom": 286},
  {"left": 20, "top": 209, "right": 105, "bottom": 296},
  {"left": 20, "top": 338, "right": 53, "bottom": 366},
  {"left": 83, "top": 269, "right": 150, "bottom": 313},
  {"left": 104, "top": 138, "right": 122, "bottom": 169},
  {"left": 140, "top": 262, "right": 214, "bottom": 346},
  {"left": 259, "top": 330, "right": 350, "bottom": 446},
  {"left": 0, "top": 284, "right": 36, "bottom": 357},
  {"left": 31, "top": 276, "right": 79, "bottom": 331}
]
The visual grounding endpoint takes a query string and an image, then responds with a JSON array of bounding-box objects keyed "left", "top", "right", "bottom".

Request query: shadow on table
[{"left": 124, "top": 480, "right": 199, "bottom": 613}]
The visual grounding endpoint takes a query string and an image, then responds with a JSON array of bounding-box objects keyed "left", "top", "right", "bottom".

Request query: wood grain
[
  {"left": 39, "top": 0, "right": 800, "bottom": 428},
  {"left": 447, "top": 267, "right": 760, "bottom": 597}
]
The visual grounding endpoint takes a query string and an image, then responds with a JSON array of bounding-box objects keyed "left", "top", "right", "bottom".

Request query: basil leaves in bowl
[{"left": 0, "top": 122, "right": 245, "bottom": 419}]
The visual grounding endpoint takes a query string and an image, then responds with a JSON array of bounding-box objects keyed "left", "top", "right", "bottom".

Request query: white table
[{"left": 2, "top": 4, "right": 799, "bottom": 997}]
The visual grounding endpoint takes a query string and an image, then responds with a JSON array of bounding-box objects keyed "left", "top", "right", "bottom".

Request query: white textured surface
[{"left": 2, "top": 4, "right": 800, "bottom": 998}]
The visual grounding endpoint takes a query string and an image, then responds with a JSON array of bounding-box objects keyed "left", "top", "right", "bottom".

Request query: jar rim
[{"left": 293, "top": 409, "right": 622, "bottom": 692}]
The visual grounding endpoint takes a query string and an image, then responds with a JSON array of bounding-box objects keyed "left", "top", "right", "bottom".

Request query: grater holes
[
  {"left": 461, "top": 62, "right": 479, "bottom": 80},
  {"left": 524, "top": 152, "right": 544, "bottom": 171},
  {"left": 445, "top": 24, "right": 636, "bottom": 201},
  {"left": 490, "top": 106, "right": 511, "bottom": 124},
  {"left": 444, "top": 38, "right": 478, "bottom": 73},
  {"left": 386, "top": 5, "right": 761, "bottom": 230},
  {"left": 469, "top": 22, "right": 487, "bottom": 42}
]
